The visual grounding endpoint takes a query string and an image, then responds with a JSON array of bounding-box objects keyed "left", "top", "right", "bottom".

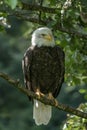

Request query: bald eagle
[{"left": 22, "top": 27, "right": 65, "bottom": 125}]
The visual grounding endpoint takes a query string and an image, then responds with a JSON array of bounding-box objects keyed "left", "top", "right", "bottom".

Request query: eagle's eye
[{"left": 41, "top": 34, "right": 46, "bottom": 37}]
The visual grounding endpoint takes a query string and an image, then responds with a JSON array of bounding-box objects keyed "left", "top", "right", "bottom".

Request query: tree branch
[
  {"left": 0, "top": 72, "right": 87, "bottom": 119},
  {"left": 21, "top": 2, "right": 57, "bottom": 13}
]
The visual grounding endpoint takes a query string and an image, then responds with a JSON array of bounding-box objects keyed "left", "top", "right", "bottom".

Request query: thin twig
[
  {"left": 0, "top": 72, "right": 87, "bottom": 119},
  {"left": 38, "top": 0, "right": 43, "bottom": 22}
]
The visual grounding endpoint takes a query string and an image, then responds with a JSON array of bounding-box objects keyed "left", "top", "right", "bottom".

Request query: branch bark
[
  {"left": 0, "top": 72, "right": 87, "bottom": 119},
  {"left": 22, "top": 2, "right": 58, "bottom": 13}
]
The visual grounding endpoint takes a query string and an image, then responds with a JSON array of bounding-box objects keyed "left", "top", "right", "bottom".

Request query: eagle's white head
[{"left": 31, "top": 27, "right": 55, "bottom": 47}]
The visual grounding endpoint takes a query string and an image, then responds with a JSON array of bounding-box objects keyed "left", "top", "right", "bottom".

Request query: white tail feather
[{"left": 33, "top": 99, "right": 52, "bottom": 125}]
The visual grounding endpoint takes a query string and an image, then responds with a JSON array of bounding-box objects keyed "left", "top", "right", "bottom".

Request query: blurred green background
[{"left": 0, "top": 0, "right": 87, "bottom": 130}]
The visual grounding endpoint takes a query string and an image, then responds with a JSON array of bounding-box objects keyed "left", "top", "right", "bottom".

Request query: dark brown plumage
[{"left": 22, "top": 45, "right": 65, "bottom": 99}]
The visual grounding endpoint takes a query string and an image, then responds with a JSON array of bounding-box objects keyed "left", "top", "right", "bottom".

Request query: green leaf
[
  {"left": 79, "top": 89, "right": 86, "bottom": 94},
  {"left": 6, "top": 0, "right": 18, "bottom": 9}
]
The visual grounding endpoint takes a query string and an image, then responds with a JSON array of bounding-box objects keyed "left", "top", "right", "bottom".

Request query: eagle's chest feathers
[
  {"left": 32, "top": 46, "right": 60, "bottom": 73},
  {"left": 31, "top": 46, "right": 61, "bottom": 94}
]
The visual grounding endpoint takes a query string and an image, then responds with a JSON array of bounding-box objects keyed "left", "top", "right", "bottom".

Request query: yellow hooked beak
[{"left": 44, "top": 34, "right": 52, "bottom": 41}]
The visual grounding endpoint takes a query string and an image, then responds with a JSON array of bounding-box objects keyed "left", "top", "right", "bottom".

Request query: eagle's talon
[
  {"left": 48, "top": 92, "right": 54, "bottom": 100},
  {"left": 36, "top": 89, "right": 44, "bottom": 98},
  {"left": 47, "top": 93, "right": 58, "bottom": 106},
  {"left": 54, "top": 99, "right": 58, "bottom": 106}
]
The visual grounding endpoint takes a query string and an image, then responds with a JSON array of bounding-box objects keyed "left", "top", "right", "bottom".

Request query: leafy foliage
[
  {"left": 63, "top": 103, "right": 87, "bottom": 130},
  {"left": 5, "top": 0, "right": 18, "bottom": 9}
]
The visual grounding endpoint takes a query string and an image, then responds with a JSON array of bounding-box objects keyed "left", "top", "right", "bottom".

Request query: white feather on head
[{"left": 31, "top": 27, "right": 55, "bottom": 47}]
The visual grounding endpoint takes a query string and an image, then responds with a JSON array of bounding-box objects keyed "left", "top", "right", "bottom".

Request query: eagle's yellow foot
[
  {"left": 47, "top": 92, "right": 58, "bottom": 106},
  {"left": 46, "top": 92, "right": 54, "bottom": 100},
  {"left": 54, "top": 99, "right": 58, "bottom": 106},
  {"left": 48, "top": 92, "right": 54, "bottom": 100},
  {"left": 36, "top": 89, "right": 44, "bottom": 98}
]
